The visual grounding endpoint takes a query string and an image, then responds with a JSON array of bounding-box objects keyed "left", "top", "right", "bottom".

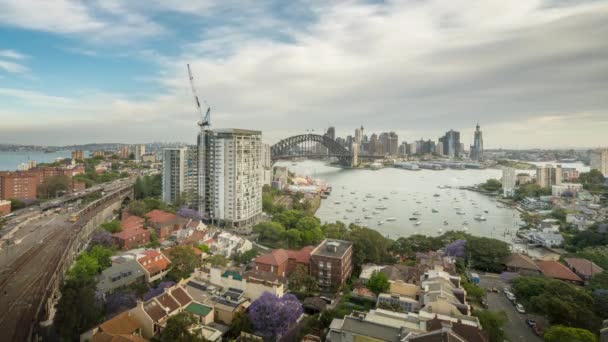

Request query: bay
[{"left": 0, "top": 151, "right": 84, "bottom": 171}]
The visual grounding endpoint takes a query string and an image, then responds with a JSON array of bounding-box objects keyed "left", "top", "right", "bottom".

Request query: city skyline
[{"left": 1, "top": 0, "right": 608, "bottom": 148}]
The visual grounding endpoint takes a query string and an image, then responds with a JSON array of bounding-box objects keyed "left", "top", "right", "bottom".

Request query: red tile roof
[
  {"left": 98, "top": 311, "right": 141, "bottom": 335},
  {"left": 536, "top": 260, "right": 582, "bottom": 282},
  {"left": 113, "top": 216, "right": 148, "bottom": 240},
  {"left": 171, "top": 287, "right": 192, "bottom": 307},
  {"left": 255, "top": 246, "right": 313, "bottom": 266},
  {"left": 564, "top": 258, "right": 604, "bottom": 277},
  {"left": 156, "top": 293, "right": 179, "bottom": 313},
  {"left": 146, "top": 209, "right": 177, "bottom": 224},
  {"left": 137, "top": 250, "right": 170, "bottom": 274}
]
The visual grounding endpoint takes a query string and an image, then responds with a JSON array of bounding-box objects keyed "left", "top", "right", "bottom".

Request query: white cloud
[
  {"left": 0, "top": 49, "right": 27, "bottom": 59},
  {"left": 0, "top": 59, "right": 28, "bottom": 73}
]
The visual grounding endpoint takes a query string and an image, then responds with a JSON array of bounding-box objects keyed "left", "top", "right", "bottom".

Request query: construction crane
[{"left": 187, "top": 64, "right": 210, "bottom": 128}]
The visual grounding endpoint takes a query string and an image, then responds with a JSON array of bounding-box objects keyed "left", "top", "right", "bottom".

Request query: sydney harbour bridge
[{"left": 270, "top": 133, "right": 381, "bottom": 167}]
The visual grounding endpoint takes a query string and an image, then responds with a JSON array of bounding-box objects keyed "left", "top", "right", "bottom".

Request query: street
[{"left": 478, "top": 274, "right": 542, "bottom": 342}]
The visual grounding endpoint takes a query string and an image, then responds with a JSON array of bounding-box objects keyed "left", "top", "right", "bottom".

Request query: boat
[
  {"left": 496, "top": 204, "right": 504, "bottom": 208},
  {"left": 365, "top": 194, "right": 374, "bottom": 198},
  {"left": 409, "top": 217, "right": 417, "bottom": 221},
  {"left": 416, "top": 201, "right": 422, "bottom": 204},
  {"left": 474, "top": 215, "right": 487, "bottom": 221},
  {"left": 484, "top": 210, "right": 489, "bottom": 214},
  {"left": 372, "top": 210, "right": 380, "bottom": 215},
  {"left": 390, "top": 191, "right": 398, "bottom": 194},
  {"left": 462, "top": 221, "right": 469, "bottom": 226},
  {"left": 413, "top": 211, "right": 421, "bottom": 216},
  {"left": 386, "top": 217, "right": 397, "bottom": 222},
  {"left": 433, "top": 193, "right": 440, "bottom": 197},
  {"left": 431, "top": 208, "right": 439, "bottom": 213},
  {"left": 362, "top": 208, "right": 367, "bottom": 212},
  {"left": 378, "top": 221, "right": 384, "bottom": 225},
  {"left": 350, "top": 191, "right": 356, "bottom": 194},
  {"left": 345, "top": 209, "right": 354, "bottom": 213},
  {"left": 375, "top": 205, "right": 387, "bottom": 210},
  {"left": 364, "top": 215, "right": 373, "bottom": 219},
  {"left": 382, "top": 196, "right": 389, "bottom": 200},
  {"left": 457, "top": 210, "right": 466, "bottom": 215},
  {"left": 343, "top": 216, "right": 348, "bottom": 220},
  {"left": 363, "top": 224, "right": 369, "bottom": 228},
  {"left": 415, "top": 221, "right": 421, "bottom": 226},
  {"left": 443, "top": 220, "right": 449, "bottom": 226}
]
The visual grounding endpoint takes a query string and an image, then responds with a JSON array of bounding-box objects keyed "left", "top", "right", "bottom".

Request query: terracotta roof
[
  {"left": 171, "top": 287, "right": 193, "bottom": 307},
  {"left": 92, "top": 332, "right": 147, "bottom": 342},
  {"left": 426, "top": 317, "right": 487, "bottom": 342},
  {"left": 122, "top": 216, "right": 145, "bottom": 230},
  {"left": 98, "top": 311, "right": 141, "bottom": 335},
  {"left": 505, "top": 253, "right": 540, "bottom": 271},
  {"left": 143, "top": 299, "right": 167, "bottom": 322},
  {"left": 113, "top": 217, "right": 149, "bottom": 241},
  {"left": 564, "top": 258, "right": 604, "bottom": 277},
  {"left": 255, "top": 246, "right": 313, "bottom": 266},
  {"left": 137, "top": 250, "right": 170, "bottom": 274},
  {"left": 536, "top": 260, "right": 583, "bottom": 282},
  {"left": 156, "top": 293, "right": 180, "bottom": 313},
  {"left": 145, "top": 209, "right": 177, "bottom": 224}
]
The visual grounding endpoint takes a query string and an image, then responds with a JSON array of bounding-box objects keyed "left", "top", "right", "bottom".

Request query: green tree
[
  {"left": 285, "top": 229, "right": 303, "bottom": 248},
  {"left": 462, "top": 281, "right": 485, "bottom": 302},
  {"left": 481, "top": 179, "right": 502, "bottom": 192},
  {"left": 288, "top": 264, "right": 319, "bottom": 294},
  {"left": 473, "top": 310, "right": 506, "bottom": 342},
  {"left": 197, "top": 243, "right": 210, "bottom": 253},
  {"left": 254, "top": 221, "right": 286, "bottom": 244},
  {"left": 206, "top": 254, "right": 229, "bottom": 267},
  {"left": 466, "top": 236, "right": 510, "bottom": 272},
  {"left": 37, "top": 174, "right": 71, "bottom": 199},
  {"left": 69, "top": 253, "right": 100, "bottom": 280},
  {"left": 321, "top": 222, "right": 349, "bottom": 239},
  {"left": 550, "top": 208, "right": 568, "bottom": 223},
  {"left": 167, "top": 246, "right": 202, "bottom": 281},
  {"left": 8, "top": 197, "right": 26, "bottom": 210},
  {"left": 367, "top": 271, "right": 390, "bottom": 295},
  {"left": 101, "top": 220, "right": 122, "bottom": 233},
  {"left": 160, "top": 312, "right": 206, "bottom": 342},
  {"left": 228, "top": 311, "right": 253, "bottom": 339},
  {"left": 54, "top": 277, "right": 103, "bottom": 340},
  {"left": 543, "top": 325, "right": 597, "bottom": 342},
  {"left": 147, "top": 229, "right": 161, "bottom": 248},
  {"left": 232, "top": 249, "right": 259, "bottom": 264},
  {"left": 587, "top": 271, "right": 608, "bottom": 291},
  {"left": 88, "top": 245, "right": 114, "bottom": 269}
]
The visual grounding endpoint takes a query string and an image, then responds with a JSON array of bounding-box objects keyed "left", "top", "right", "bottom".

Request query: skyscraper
[
  {"left": 470, "top": 124, "right": 484, "bottom": 161},
  {"left": 536, "top": 164, "right": 562, "bottom": 188},
  {"left": 326, "top": 126, "right": 336, "bottom": 140},
  {"left": 439, "top": 130, "right": 461, "bottom": 157},
  {"left": 198, "top": 129, "right": 263, "bottom": 228},
  {"left": 162, "top": 146, "right": 198, "bottom": 206},
  {"left": 134, "top": 144, "right": 146, "bottom": 161},
  {"left": 590, "top": 148, "right": 608, "bottom": 176},
  {"left": 502, "top": 167, "right": 516, "bottom": 197}
]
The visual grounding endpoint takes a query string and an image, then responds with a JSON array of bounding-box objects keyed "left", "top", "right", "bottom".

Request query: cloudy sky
[{"left": 0, "top": 0, "right": 607, "bottom": 148}]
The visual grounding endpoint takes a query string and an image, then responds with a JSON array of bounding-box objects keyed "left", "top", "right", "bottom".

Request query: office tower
[
  {"left": 436, "top": 141, "right": 444, "bottom": 155},
  {"left": 326, "top": 126, "right": 336, "bottom": 140},
  {"left": 134, "top": 144, "right": 146, "bottom": 161},
  {"left": 399, "top": 141, "right": 408, "bottom": 156},
  {"left": 387, "top": 132, "right": 399, "bottom": 155},
  {"left": 199, "top": 129, "right": 263, "bottom": 228},
  {"left": 162, "top": 146, "right": 198, "bottom": 207},
  {"left": 440, "top": 130, "right": 461, "bottom": 157},
  {"left": 502, "top": 167, "right": 516, "bottom": 197},
  {"left": 354, "top": 127, "right": 362, "bottom": 145},
  {"left": 408, "top": 142, "right": 417, "bottom": 155},
  {"left": 345, "top": 135, "right": 353, "bottom": 152},
  {"left": 470, "top": 124, "right": 484, "bottom": 161},
  {"left": 590, "top": 148, "right": 608, "bottom": 176},
  {"left": 536, "top": 164, "right": 562, "bottom": 188}
]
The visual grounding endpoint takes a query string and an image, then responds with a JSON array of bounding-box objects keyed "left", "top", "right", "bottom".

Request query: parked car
[
  {"left": 506, "top": 293, "right": 516, "bottom": 302},
  {"left": 503, "top": 287, "right": 511, "bottom": 294},
  {"left": 525, "top": 319, "right": 537, "bottom": 327},
  {"left": 515, "top": 303, "right": 525, "bottom": 313}
]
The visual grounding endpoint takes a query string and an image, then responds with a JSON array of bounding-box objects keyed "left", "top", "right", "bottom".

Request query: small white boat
[
  {"left": 350, "top": 191, "right": 356, "bottom": 194},
  {"left": 382, "top": 196, "right": 389, "bottom": 200},
  {"left": 415, "top": 221, "right": 421, "bottom": 226},
  {"left": 496, "top": 204, "right": 504, "bottom": 208},
  {"left": 364, "top": 215, "right": 373, "bottom": 219},
  {"left": 390, "top": 191, "right": 398, "bottom": 194},
  {"left": 372, "top": 210, "right": 380, "bottom": 215},
  {"left": 443, "top": 221, "right": 449, "bottom": 226},
  {"left": 386, "top": 217, "right": 397, "bottom": 222},
  {"left": 474, "top": 215, "right": 487, "bottom": 221},
  {"left": 375, "top": 205, "right": 387, "bottom": 210},
  {"left": 378, "top": 221, "right": 384, "bottom": 225},
  {"left": 413, "top": 211, "right": 421, "bottom": 216},
  {"left": 437, "top": 228, "right": 443, "bottom": 233},
  {"left": 457, "top": 210, "right": 466, "bottom": 215},
  {"left": 362, "top": 208, "right": 367, "bottom": 212},
  {"left": 345, "top": 209, "right": 353, "bottom": 213},
  {"left": 433, "top": 193, "right": 440, "bottom": 197},
  {"left": 431, "top": 208, "right": 439, "bottom": 213},
  {"left": 334, "top": 201, "right": 341, "bottom": 205},
  {"left": 343, "top": 216, "right": 348, "bottom": 220}
]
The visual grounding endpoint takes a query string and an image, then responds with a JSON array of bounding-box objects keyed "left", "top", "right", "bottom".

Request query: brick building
[
  {"left": 0, "top": 171, "right": 39, "bottom": 202},
  {"left": 254, "top": 246, "right": 314, "bottom": 278},
  {"left": 310, "top": 239, "right": 353, "bottom": 291},
  {"left": 145, "top": 209, "right": 185, "bottom": 240},
  {"left": 71, "top": 150, "right": 84, "bottom": 161},
  {"left": 113, "top": 216, "right": 151, "bottom": 250}
]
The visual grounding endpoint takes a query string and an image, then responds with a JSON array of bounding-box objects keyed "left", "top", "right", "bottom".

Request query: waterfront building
[
  {"left": 536, "top": 164, "right": 562, "bottom": 188},
  {"left": 501, "top": 167, "right": 516, "bottom": 197},
  {"left": 199, "top": 129, "right": 263, "bottom": 228},
  {"left": 435, "top": 142, "right": 444, "bottom": 155},
  {"left": 470, "top": 124, "right": 484, "bottom": 161},
  {"left": 439, "top": 130, "right": 461, "bottom": 158},
  {"left": 71, "top": 150, "right": 84, "bottom": 161},
  {"left": 326, "top": 126, "right": 336, "bottom": 140},
  {"left": 161, "top": 146, "right": 199, "bottom": 208},
  {"left": 408, "top": 142, "right": 417, "bottom": 155},
  {"left": 134, "top": 144, "right": 146, "bottom": 161},
  {"left": 354, "top": 126, "right": 363, "bottom": 145},
  {"left": 310, "top": 239, "right": 353, "bottom": 290},
  {"left": 590, "top": 148, "right": 608, "bottom": 176},
  {"left": 0, "top": 171, "right": 38, "bottom": 202}
]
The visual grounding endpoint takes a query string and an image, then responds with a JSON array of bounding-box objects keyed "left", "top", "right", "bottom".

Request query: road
[{"left": 478, "top": 274, "right": 542, "bottom": 342}]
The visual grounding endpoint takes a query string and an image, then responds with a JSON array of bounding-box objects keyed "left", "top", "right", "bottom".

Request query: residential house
[
  {"left": 185, "top": 302, "right": 215, "bottom": 325},
  {"left": 504, "top": 253, "right": 541, "bottom": 276},
  {"left": 192, "top": 266, "right": 284, "bottom": 301},
  {"left": 145, "top": 209, "right": 185, "bottom": 240},
  {"left": 420, "top": 266, "right": 470, "bottom": 316},
  {"left": 80, "top": 311, "right": 145, "bottom": 342},
  {"left": 527, "top": 231, "right": 564, "bottom": 248},
  {"left": 377, "top": 293, "right": 420, "bottom": 313},
  {"left": 254, "top": 246, "right": 314, "bottom": 278},
  {"left": 213, "top": 232, "right": 253, "bottom": 257},
  {"left": 129, "top": 285, "right": 195, "bottom": 339},
  {"left": 136, "top": 250, "right": 171, "bottom": 283},
  {"left": 535, "top": 260, "right": 583, "bottom": 284},
  {"left": 113, "top": 216, "right": 151, "bottom": 250},
  {"left": 97, "top": 257, "right": 146, "bottom": 296},
  {"left": 564, "top": 258, "right": 604, "bottom": 281},
  {"left": 212, "top": 289, "right": 249, "bottom": 325},
  {"left": 310, "top": 239, "right": 353, "bottom": 290}
]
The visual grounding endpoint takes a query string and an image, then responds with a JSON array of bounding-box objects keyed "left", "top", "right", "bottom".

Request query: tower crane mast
[{"left": 187, "top": 64, "right": 210, "bottom": 128}]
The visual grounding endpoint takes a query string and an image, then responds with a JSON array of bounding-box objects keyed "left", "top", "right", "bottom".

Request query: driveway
[{"left": 478, "top": 274, "right": 542, "bottom": 342}]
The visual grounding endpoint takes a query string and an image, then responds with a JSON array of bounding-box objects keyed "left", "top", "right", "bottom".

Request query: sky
[{"left": 0, "top": 0, "right": 607, "bottom": 148}]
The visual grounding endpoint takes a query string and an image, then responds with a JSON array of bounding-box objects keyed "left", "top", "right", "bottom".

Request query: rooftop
[
  {"left": 564, "top": 258, "right": 604, "bottom": 277},
  {"left": 504, "top": 253, "right": 540, "bottom": 271},
  {"left": 254, "top": 246, "right": 313, "bottom": 266},
  {"left": 185, "top": 302, "right": 213, "bottom": 317},
  {"left": 145, "top": 209, "right": 177, "bottom": 223},
  {"left": 536, "top": 260, "right": 582, "bottom": 282},
  {"left": 311, "top": 239, "right": 353, "bottom": 258},
  {"left": 98, "top": 311, "right": 141, "bottom": 336}
]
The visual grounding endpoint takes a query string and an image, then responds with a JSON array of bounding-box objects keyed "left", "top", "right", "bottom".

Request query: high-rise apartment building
[
  {"left": 502, "top": 167, "right": 516, "bottom": 197},
  {"left": 71, "top": 150, "right": 84, "bottom": 161},
  {"left": 199, "top": 129, "right": 263, "bottom": 228},
  {"left": 536, "top": 164, "right": 562, "bottom": 188},
  {"left": 439, "top": 130, "right": 461, "bottom": 157},
  {"left": 470, "top": 124, "right": 484, "bottom": 161},
  {"left": 326, "top": 126, "right": 336, "bottom": 140},
  {"left": 161, "top": 147, "right": 199, "bottom": 207},
  {"left": 134, "top": 145, "right": 146, "bottom": 161},
  {"left": 590, "top": 148, "right": 608, "bottom": 176}
]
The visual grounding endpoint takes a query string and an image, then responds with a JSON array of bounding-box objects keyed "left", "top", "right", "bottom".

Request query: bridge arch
[{"left": 271, "top": 133, "right": 352, "bottom": 165}]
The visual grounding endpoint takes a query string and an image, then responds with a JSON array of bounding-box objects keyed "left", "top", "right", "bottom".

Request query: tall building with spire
[{"left": 470, "top": 124, "right": 484, "bottom": 161}]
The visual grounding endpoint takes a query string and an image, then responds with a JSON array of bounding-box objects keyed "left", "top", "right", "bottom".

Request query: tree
[
  {"left": 249, "top": 293, "right": 303, "bottom": 339},
  {"left": 347, "top": 225, "right": 394, "bottom": 271},
  {"left": 89, "top": 230, "right": 115, "bottom": 249},
  {"left": 105, "top": 290, "right": 137, "bottom": 316},
  {"left": 462, "top": 281, "right": 485, "bottom": 301},
  {"left": 8, "top": 197, "right": 26, "bottom": 210},
  {"left": 543, "top": 325, "right": 597, "bottom": 342},
  {"left": 228, "top": 311, "right": 253, "bottom": 339},
  {"left": 481, "top": 179, "right": 502, "bottom": 192},
  {"left": 167, "top": 246, "right": 201, "bottom": 281},
  {"left": 550, "top": 208, "right": 568, "bottom": 223},
  {"left": 147, "top": 229, "right": 161, "bottom": 248},
  {"left": 465, "top": 236, "right": 510, "bottom": 273},
  {"left": 54, "top": 277, "right": 103, "bottom": 340},
  {"left": 367, "top": 271, "right": 390, "bottom": 295},
  {"left": 206, "top": 255, "right": 229, "bottom": 267},
  {"left": 197, "top": 244, "right": 211, "bottom": 254},
  {"left": 37, "top": 174, "right": 71, "bottom": 199},
  {"left": 285, "top": 229, "right": 303, "bottom": 248},
  {"left": 101, "top": 220, "right": 122, "bottom": 233},
  {"left": 445, "top": 239, "right": 466, "bottom": 259},
  {"left": 473, "top": 310, "right": 506, "bottom": 342},
  {"left": 160, "top": 312, "right": 206, "bottom": 342},
  {"left": 69, "top": 253, "right": 100, "bottom": 280},
  {"left": 88, "top": 245, "right": 113, "bottom": 269},
  {"left": 288, "top": 264, "right": 318, "bottom": 294},
  {"left": 592, "top": 289, "right": 608, "bottom": 319},
  {"left": 232, "top": 249, "right": 259, "bottom": 264},
  {"left": 254, "top": 221, "right": 286, "bottom": 244}
]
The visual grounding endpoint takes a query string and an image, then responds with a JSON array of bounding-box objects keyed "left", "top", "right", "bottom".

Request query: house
[
  {"left": 192, "top": 266, "right": 285, "bottom": 301},
  {"left": 535, "top": 260, "right": 583, "bottom": 284},
  {"left": 213, "top": 232, "right": 253, "bottom": 257},
  {"left": 80, "top": 311, "right": 145, "bottom": 342},
  {"left": 310, "top": 239, "right": 353, "bottom": 290},
  {"left": 420, "top": 266, "right": 470, "bottom": 316},
  {"left": 302, "top": 297, "right": 328, "bottom": 315},
  {"left": 527, "top": 231, "right": 564, "bottom": 247},
  {"left": 113, "top": 216, "right": 151, "bottom": 250},
  {"left": 504, "top": 253, "right": 541, "bottom": 276},
  {"left": 254, "top": 246, "right": 314, "bottom": 278},
  {"left": 97, "top": 257, "right": 146, "bottom": 295},
  {"left": 212, "top": 289, "right": 249, "bottom": 325},
  {"left": 129, "top": 285, "right": 195, "bottom": 339},
  {"left": 377, "top": 293, "right": 420, "bottom": 313},
  {"left": 145, "top": 209, "right": 184, "bottom": 240},
  {"left": 136, "top": 250, "right": 171, "bottom": 283},
  {"left": 185, "top": 302, "right": 215, "bottom": 325},
  {"left": 564, "top": 258, "right": 604, "bottom": 280}
]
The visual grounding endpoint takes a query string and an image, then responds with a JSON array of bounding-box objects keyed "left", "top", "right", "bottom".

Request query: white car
[
  {"left": 506, "top": 293, "right": 516, "bottom": 302},
  {"left": 515, "top": 303, "right": 525, "bottom": 313}
]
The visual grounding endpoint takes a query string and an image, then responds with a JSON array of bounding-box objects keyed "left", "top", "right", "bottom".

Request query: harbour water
[{"left": 0, "top": 151, "right": 78, "bottom": 171}]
